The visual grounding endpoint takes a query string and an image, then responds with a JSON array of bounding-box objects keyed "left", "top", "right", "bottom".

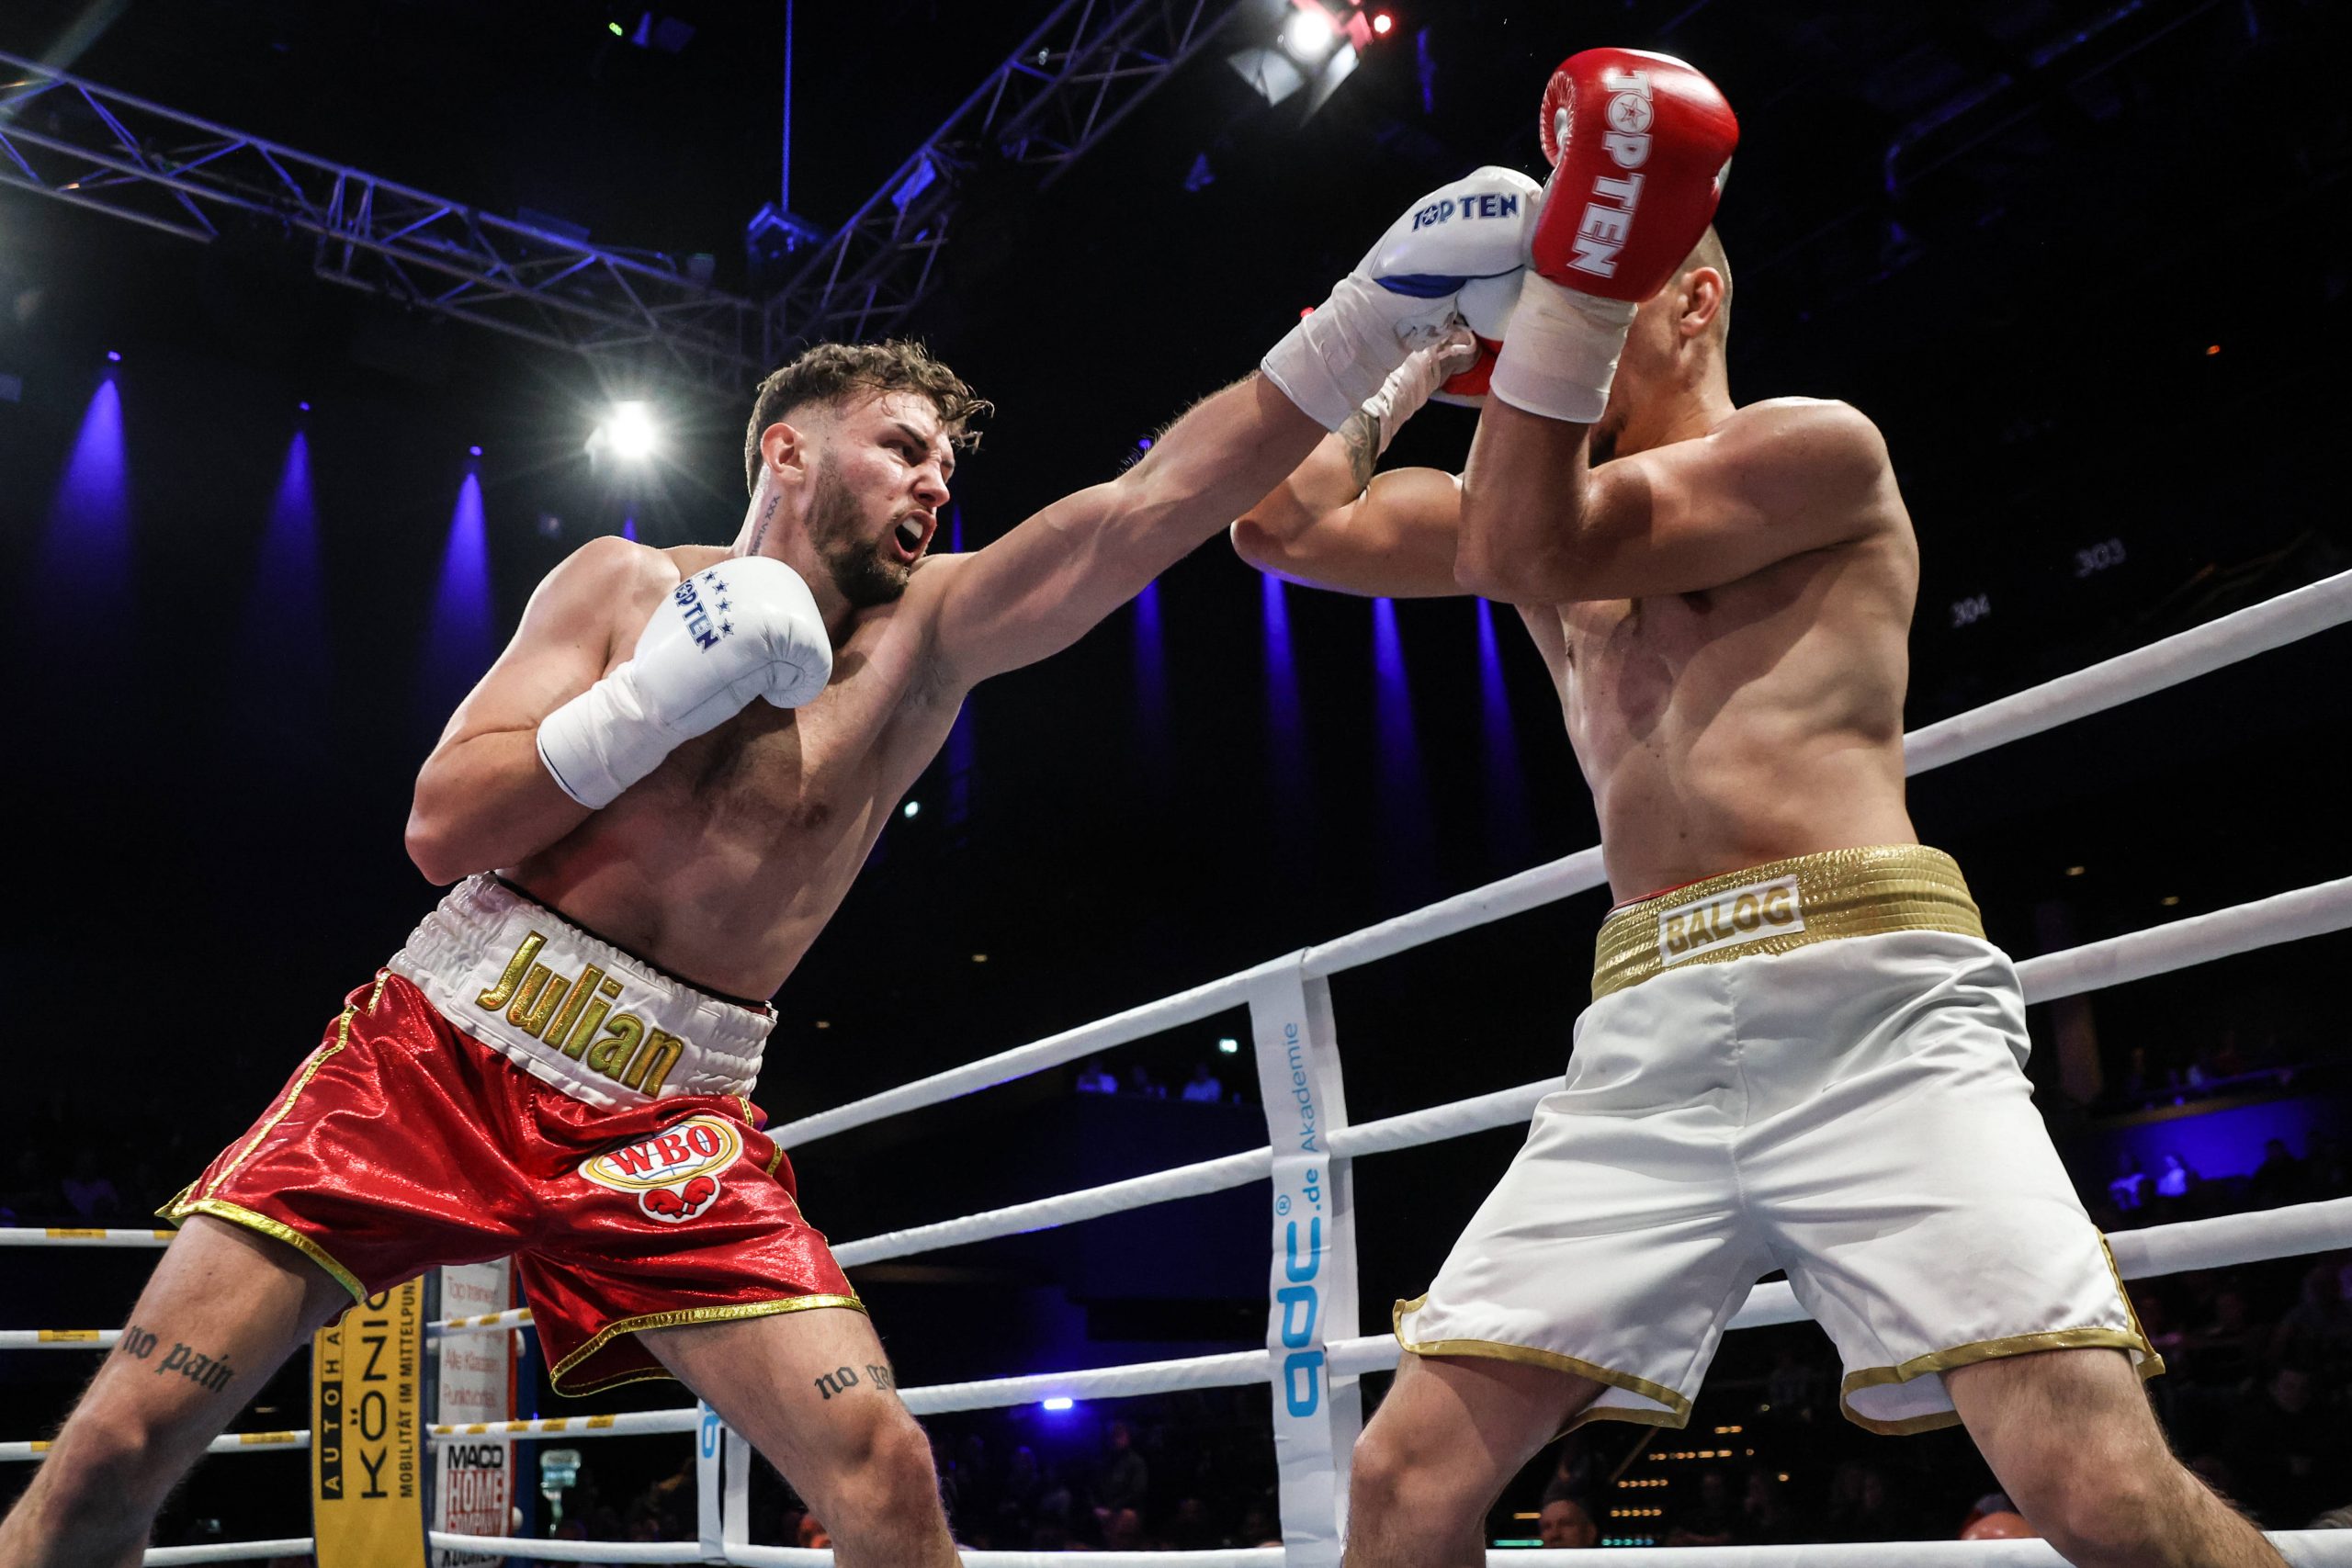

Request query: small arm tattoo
[{"left": 1338, "top": 408, "right": 1380, "bottom": 498}]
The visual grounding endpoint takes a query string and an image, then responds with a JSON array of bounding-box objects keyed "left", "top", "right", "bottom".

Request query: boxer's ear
[{"left": 758, "top": 419, "right": 816, "bottom": 488}]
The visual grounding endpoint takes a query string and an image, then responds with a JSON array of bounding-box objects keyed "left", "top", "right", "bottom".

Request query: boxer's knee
[
  {"left": 1348, "top": 1413, "right": 1488, "bottom": 1541},
  {"left": 18, "top": 1403, "right": 182, "bottom": 1542},
  {"left": 818, "top": 1408, "right": 947, "bottom": 1541},
  {"left": 2019, "top": 1463, "right": 2184, "bottom": 1565}
]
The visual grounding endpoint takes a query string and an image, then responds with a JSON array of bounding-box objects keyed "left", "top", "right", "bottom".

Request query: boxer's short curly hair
[{"left": 742, "top": 340, "right": 989, "bottom": 496}]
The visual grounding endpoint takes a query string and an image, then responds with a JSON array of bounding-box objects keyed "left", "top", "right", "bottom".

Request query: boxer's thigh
[
  {"left": 36, "top": 1217, "right": 350, "bottom": 1506},
  {"left": 641, "top": 1304, "right": 938, "bottom": 1524}
]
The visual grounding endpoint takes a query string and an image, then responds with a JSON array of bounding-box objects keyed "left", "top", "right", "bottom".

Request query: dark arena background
[{"left": 3, "top": 0, "right": 2349, "bottom": 1560}]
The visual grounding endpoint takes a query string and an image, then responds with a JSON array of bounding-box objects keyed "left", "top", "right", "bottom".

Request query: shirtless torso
[
  {"left": 508, "top": 539, "right": 970, "bottom": 996},
  {"left": 1236, "top": 392, "right": 1922, "bottom": 900},
  {"left": 403, "top": 373, "right": 1320, "bottom": 1000}
]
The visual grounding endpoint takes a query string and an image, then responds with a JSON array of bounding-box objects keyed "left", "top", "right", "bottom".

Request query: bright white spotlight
[
  {"left": 600, "top": 400, "right": 661, "bottom": 463},
  {"left": 1040, "top": 1397, "right": 1076, "bottom": 1413},
  {"left": 901, "top": 800, "right": 921, "bottom": 818},
  {"left": 1282, "top": 6, "right": 1339, "bottom": 62}
]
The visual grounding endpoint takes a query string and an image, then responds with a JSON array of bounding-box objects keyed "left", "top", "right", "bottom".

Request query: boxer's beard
[{"left": 807, "top": 457, "right": 910, "bottom": 609}]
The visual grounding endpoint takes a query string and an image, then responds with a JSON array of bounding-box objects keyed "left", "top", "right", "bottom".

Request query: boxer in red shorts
[{"left": 6, "top": 161, "right": 1542, "bottom": 1565}]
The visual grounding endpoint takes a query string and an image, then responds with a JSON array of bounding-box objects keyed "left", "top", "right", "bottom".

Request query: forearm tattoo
[{"left": 1339, "top": 408, "right": 1380, "bottom": 498}]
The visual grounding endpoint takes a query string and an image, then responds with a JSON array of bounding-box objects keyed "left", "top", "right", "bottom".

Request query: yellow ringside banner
[{"left": 311, "top": 1278, "right": 426, "bottom": 1568}]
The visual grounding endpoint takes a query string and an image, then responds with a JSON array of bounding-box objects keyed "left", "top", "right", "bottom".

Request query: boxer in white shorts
[{"left": 1234, "top": 46, "right": 2281, "bottom": 1568}]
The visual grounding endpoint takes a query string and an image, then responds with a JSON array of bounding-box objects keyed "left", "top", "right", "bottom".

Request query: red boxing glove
[
  {"left": 1533, "top": 48, "right": 1736, "bottom": 300},
  {"left": 1488, "top": 49, "right": 1737, "bottom": 423}
]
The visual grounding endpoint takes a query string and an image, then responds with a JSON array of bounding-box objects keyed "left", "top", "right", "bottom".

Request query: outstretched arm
[
  {"left": 1232, "top": 335, "right": 1472, "bottom": 598},
  {"left": 922, "top": 164, "right": 1537, "bottom": 689},
  {"left": 924, "top": 373, "right": 1325, "bottom": 688},
  {"left": 1457, "top": 395, "right": 1895, "bottom": 604}
]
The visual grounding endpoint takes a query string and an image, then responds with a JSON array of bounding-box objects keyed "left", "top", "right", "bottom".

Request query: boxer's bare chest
[
  {"left": 513, "top": 599, "right": 956, "bottom": 992},
  {"left": 1526, "top": 545, "right": 1916, "bottom": 896}
]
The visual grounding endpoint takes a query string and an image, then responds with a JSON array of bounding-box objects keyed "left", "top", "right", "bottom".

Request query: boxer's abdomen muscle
[{"left": 1547, "top": 536, "right": 1917, "bottom": 902}]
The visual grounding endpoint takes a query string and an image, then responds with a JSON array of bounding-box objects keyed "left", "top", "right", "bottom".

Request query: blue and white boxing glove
[
  {"left": 537, "top": 556, "right": 832, "bottom": 809},
  {"left": 1262, "top": 166, "right": 1541, "bottom": 431}
]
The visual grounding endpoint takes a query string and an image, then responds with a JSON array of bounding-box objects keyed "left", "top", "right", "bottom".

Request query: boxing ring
[{"left": 7, "top": 567, "right": 2352, "bottom": 1565}]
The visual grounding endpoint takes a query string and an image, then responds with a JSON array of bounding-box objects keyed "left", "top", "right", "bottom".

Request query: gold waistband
[{"left": 1590, "top": 845, "right": 1984, "bottom": 1001}]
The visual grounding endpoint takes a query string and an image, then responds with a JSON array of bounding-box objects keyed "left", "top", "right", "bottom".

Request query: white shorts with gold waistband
[
  {"left": 1394, "top": 845, "right": 2157, "bottom": 1436},
  {"left": 389, "top": 874, "right": 773, "bottom": 1108}
]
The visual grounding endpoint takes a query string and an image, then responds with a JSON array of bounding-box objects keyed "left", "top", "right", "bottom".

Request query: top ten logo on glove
[{"left": 579, "top": 1115, "right": 742, "bottom": 1224}]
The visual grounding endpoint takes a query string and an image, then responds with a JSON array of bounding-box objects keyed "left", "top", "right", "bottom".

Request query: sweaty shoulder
[
  {"left": 520, "top": 536, "right": 684, "bottom": 654},
  {"left": 1714, "top": 398, "right": 1893, "bottom": 521}
]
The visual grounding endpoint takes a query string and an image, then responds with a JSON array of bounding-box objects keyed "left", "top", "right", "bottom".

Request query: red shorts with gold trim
[{"left": 167, "top": 970, "right": 859, "bottom": 1395}]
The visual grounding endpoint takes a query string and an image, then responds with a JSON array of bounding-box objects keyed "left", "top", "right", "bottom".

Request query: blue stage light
[
  {"left": 1476, "top": 598, "right": 1528, "bottom": 857},
  {"left": 42, "top": 376, "right": 130, "bottom": 589},
  {"left": 419, "top": 472, "right": 498, "bottom": 725},
  {"left": 1041, "top": 1397, "right": 1075, "bottom": 1413}
]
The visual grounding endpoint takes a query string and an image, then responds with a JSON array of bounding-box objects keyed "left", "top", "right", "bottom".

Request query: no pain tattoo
[
  {"left": 119, "top": 1323, "right": 235, "bottom": 1393},
  {"left": 812, "top": 1362, "right": 896, "bottom": 1400}
]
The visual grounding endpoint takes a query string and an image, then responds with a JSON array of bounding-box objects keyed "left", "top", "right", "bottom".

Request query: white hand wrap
[
  {"left": 537, "top": 557, "right": 831, "bottom": 810},
  {"left": 1363, "top": 331, "right": 1477, "bottom": 456},
  {"left": 1486, "top": 271, "right": 1638, "bottom": 424}
]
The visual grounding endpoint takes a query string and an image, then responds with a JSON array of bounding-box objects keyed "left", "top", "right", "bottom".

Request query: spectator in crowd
[
  {"left": 1537, "top": 1497, "right": 1598, "bottom": 1548},
  {"left": 2154, "top": 1149, "right": 2199, "bottom": 1201},
  {"left": 1076, "top": 1057, "right": 1119, "bottom": 1094},
  {"left": 1097, "top": 1421, "right": 1149, "bottom": 1514},
  {"left": 57, "top": 1149, "right": 120, "bottom": 1221},
  {"left": 2308, "top": 1133, "right": 2349, "bottom": 1197},
  {"left": 1182, "top": 1062, "right": 1224, "bottom": 1102},
  {"left": 1763, "top": 1344, "right": 1826, "bottom": 1423},
  {"left": 2109, "top": 1152, "right": 2150, "bottom": 1212},
  {"left": 1166, "top": 1495, "right": 1216, "bottom": 1551},
  {"left": 2222, "top": 1362, "right": 2351, "bottom": 1527},
  {"left": 2187, "top": 1284, "right": 2268, "bottom": 1386},
  {"left": 1664, "top": 1470, "right": 1739, "bottom": 1546},
  {"left": 2251, "top": 1137, "right": 2312, "bottom": 1208},
  {"left": 1741, "top": 1469, "right": 1804, "bottom": 1545},
  {"left": 2271, "top": 1259, "right": 2352, "bottom": 1381},
  {"left": 1537, "top": 1434, "right": 1600, "bottom": 1506},
  {"left": 1, "top": 1148, "right": 60, "bottom": 1224},
  {"left": 1101, "top": 1506, "right": 1145, "bottom": 1550},
  {"left": 1125, "top": 1065, "right": 1167, "bottom": 1099},
  {"left": 1822, "top": 1463, "right": 1905, "bottom": 1543}
]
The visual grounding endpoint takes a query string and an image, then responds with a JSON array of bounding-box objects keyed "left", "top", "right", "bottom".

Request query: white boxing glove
[
  {"left": 1262, "top": 165, "right": 1541, "bottom": 431},
  {"left": 537, "top": 556, "right": 832, "bottom": 809}
]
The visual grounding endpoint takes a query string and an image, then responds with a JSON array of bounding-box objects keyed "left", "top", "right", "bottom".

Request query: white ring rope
[
  {"left": 399, "top": 1535, "right": 2352, "bottom": 1566},
  {"left": 142, "top": 1540, "right": 315, "bottom": 1565},
  {"left": 0, "top": 1228, "right": 174, "bottom": 1247},
  {"left": 0, "top": 1431, "right": 306, "bottom": 1463},
  {"left": 774, "top": 567, "right": 2352, "bottom": 1151},
  {"left": 426, "top": 1407, "right": 700, "bottom": 1442},
  {"left": 820, "top": 874, "right": 2352, "bottom": 1265},
  {"left": 34, "top": 1196, "right": 2328, "bottom": 1474}
]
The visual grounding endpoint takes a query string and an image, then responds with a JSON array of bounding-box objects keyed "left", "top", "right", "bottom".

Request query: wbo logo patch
[{"left": 580, "top": 1115, "right": 742, "bottom": 1224}]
